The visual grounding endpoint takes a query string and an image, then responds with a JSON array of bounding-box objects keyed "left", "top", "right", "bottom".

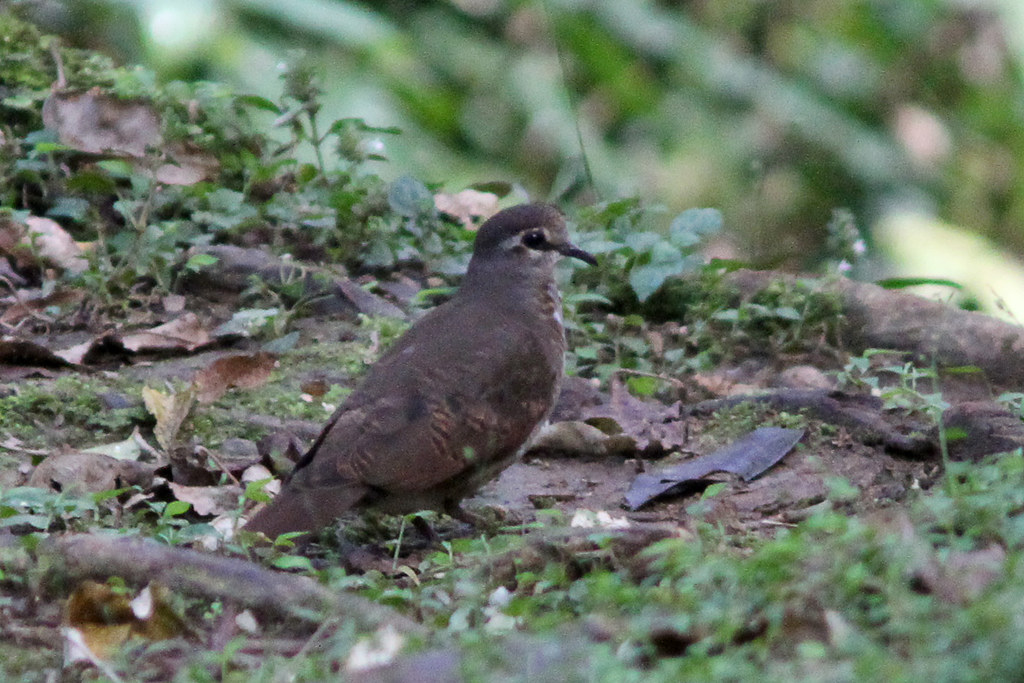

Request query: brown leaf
[
  {"left": 192, "top": 352, "right": 277, "bottom": 404},
  {"left": 121, "top": 313, "right": 211, "bottom": 352},
  {"left": 335, "top": 278, "right": 406, "bottom": 319},
  {"left": 582, "top": 377, "right": 687, "bottom": 454},
  {"left": 43, "top": 88, "right": 161, "bottom": 157},
  {"left": 162, "top": 294, "right": 186, "bottom": 313},
  {"left": 25, "top": 216, "right": 89, "bottom": 273},
  {"left": 53, "top": 333, "right": 125, "bottom": 365},
  {"left": 434, "top": 189, "right": 500, "bottom": 228},
  {"left": 65, "top": 580, "right": 187, "bottom": 664},
  {"left": 527, "top": 421, "right": 617, "bottom": 456},
  {"left": 915, "top": 543, "right": 1006, "bottom": 604},
  {"left": 0, "top": 215, "right": 88, "bottom": 274},
  {"left": 167, "top": 482, "right": 243, "bottom": 516},
  {"left": 65, "top": 581, "right": 135, "bottom": 662},
  {"left": 28, "top": 452, "right": 155, "bottom": 493},
  {"left": 155, "top": 143, "right": 219, "bottom": 186},
  {"left": 0, "top": 287, "right": 85, "bottom": 326}
]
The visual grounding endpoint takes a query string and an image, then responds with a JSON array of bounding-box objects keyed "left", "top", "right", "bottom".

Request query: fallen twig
[{"left": 36, "top": 534, "right": 426, "bottom": 635}]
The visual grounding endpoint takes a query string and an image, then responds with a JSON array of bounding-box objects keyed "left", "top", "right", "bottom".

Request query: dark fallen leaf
[
  {"left": 0, "top": 338, "right": 74, "bottom": 369},
  {"left": 625, "top": 427, "right": 804, "bottom": 510},
  {"left": 912, "top": 543, "right": 1006, "bottom": 605},
  {"left": 54, "top": 334, "right": 127, "bottom": 365}
]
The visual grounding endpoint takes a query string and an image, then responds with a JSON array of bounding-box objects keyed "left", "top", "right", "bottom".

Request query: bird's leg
[{"left": 410, "top": 514, "right": 442, "bottom": 544}]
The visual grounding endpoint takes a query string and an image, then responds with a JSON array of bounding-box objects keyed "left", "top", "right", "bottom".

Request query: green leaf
[
  {"left": 628, "top": 241, "right": 685, "bottom": 301},
  {"left": 388, "top": 175, "right": 434, "bottom": 217},
  {"left": 47, "top": 196, "right": 90, "bottom": 222},
  {"left": 875, "top": 277, "right": 964, "bottom": 290},
  {"left": 626, "top": 375, "right": 658, "bottom": 396},
  {"left": 565, "top": 291, "right": 613, "bottom": 306},
  {"left": 773, "top": 306, "right": 803, "bottom": 320},
  {"left": 623, "top": 231, "right": 661, "bottom": 253},
  {"left": 67, "top": 170, "right": 117, "bottom": 195},
  {"left": 96, "top": 159, "right": 134, "bottom": 178},
  {"left": 33, "top": 142, "right": 75, "bottom": 153},
  {"left": 235, "top": 94, "right": 282, "bottom": 113},
  {"left": 669, "top": 207, "right": 722, "bottom": 249},
  {"left": 273, "top": 555, "right": 315, "bottom": 572},
  {"left": 165, "top": 500, "right": 191, "bottom": 517},
  {"left": 184, "top": 253, "right": 219, "bottom": 272},
  {"left": 701, "top": 482, "right": 729, "bottom": 499},
  {"left": 328, "top": 117, "right": 402, "bottom": 136},
  {"left": 244, "top": 479, "right": 274, "bottom": 503}
]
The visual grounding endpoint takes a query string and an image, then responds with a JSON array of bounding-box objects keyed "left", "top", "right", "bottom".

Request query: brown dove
[{"left": 244, "top": 203, "right": 596, "bottom": 538}]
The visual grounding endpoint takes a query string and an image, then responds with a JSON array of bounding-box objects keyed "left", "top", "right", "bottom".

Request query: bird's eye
[{"left": 522, "top": 230, "right": 546, "bottom": 249}]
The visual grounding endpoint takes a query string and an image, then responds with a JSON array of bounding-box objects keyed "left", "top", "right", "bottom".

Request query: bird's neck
[{"left": 460, "top": 257, "right": 562, "bottom": 323}]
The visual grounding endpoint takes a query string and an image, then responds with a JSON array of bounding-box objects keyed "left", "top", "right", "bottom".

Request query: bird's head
[{"left": 469, "top": 204, "right": 597, "bottom": 273}]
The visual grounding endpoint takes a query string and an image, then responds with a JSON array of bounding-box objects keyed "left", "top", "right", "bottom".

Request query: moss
[{"left": 0, "top": 374, "right": 146, "bottom": 448}]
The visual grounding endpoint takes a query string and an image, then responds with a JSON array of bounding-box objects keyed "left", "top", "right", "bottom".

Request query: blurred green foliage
[{"left": 14, "top": 0, "right": 1024, "bottom": 269}]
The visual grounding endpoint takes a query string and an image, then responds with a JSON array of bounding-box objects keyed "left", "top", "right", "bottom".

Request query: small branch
[{"left": 37, "top": 534, "right": 426, "bottom": 635}]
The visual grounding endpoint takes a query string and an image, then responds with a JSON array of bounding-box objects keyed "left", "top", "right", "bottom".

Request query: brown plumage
[{"left": 244, "top": 203, "right": 596, "bottom": 539}]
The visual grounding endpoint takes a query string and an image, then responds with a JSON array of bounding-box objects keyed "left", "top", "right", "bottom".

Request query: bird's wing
[{"left": 291, "top": 304, "right": 561, "bottom": 496}]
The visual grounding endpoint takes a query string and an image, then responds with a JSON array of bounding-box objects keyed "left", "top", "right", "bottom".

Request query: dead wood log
[
  {"left": 36, "top": 534, "right": 425, "bottom": 634},
  {"left": 726, "top": 270, "right": 1024, "bottom": 389}
]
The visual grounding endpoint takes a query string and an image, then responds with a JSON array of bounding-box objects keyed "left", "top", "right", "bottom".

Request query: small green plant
[
  {"left": 144, "top": 500, "right": 217, "bottom": 545},
  {"left": 575, "top": 198, "right": 723, "bottom": 305},
  {"left": 0, "top": 486, "right": 98, "bottom": 532},
  {"left": 836, "top": 349, "right": 949, "bottom": 420}
]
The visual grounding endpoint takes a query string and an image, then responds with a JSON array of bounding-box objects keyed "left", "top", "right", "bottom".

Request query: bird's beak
[{"left": 557, "top": 242, "right": 598, "bottom": 266}]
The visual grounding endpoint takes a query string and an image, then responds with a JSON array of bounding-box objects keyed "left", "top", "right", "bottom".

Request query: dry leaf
[
  {"left": 162, "top": 294, "right": 186, "bottom": 313},
  {"left": 155, "top": 144, "right": 219, "bottom": 185},
  {"left": 25, "top": 216, "right": 89, "bottom": 273},
  {"left": 53, "top": 333, "right": 127, "bottom": 365},
  {"left": 346, "top": 625, "right": 405, "bottom": 673},
  {"left": 0, "top": 287, "right": 85, "bottom": 326},
  {"left": 64, "top": 580, "right": 186, "bottom": 664},
  {"left": 434, "top": 189, "right": 500, "bottom": 228},
  {"left": 43, "top": 89, "right": 161, "bottom": 157},
  {"left": 28, "top": 452, "right": 155, "bottom": 493},
  {"left": 167, "top": 482, "right": 242, "bottom": 516},
  {"left": 192, "top": 352, "right": 277, "bottom": 404},
  {"left": 582, "top": 377, "right": 687, "bottom": 454},
  {"left": 64, "top": 582, "right": 134, "bottom": 663},
  {"left": 527, "top": 421, "right": 618, "bottom": 456},
  {"left": 0, "top": 215, "right": 88, "bottom": 274},
  {"left": 142, "top": 385, "right": 196, "bottom": 452},
  {"left": 81, "top": 432, "right": 143, "bottom": 461},
  {"left": 121, "top": 313, "right": 211, "bottom": 352}
]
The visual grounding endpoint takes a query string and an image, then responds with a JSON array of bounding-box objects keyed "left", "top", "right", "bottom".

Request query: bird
[{"left": 244, "top": 203, "right": 597, "bottom": 539}]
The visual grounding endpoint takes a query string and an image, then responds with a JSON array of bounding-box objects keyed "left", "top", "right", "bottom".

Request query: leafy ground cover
[{"left": 2, "top": 13, "right": 1024, "bottom": 682}]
